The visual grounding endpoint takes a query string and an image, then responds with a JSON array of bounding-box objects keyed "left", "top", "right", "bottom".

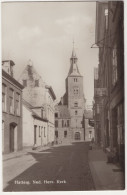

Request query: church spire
[{"left": 68, "top": 42, "right": 81, "bottom": 76}]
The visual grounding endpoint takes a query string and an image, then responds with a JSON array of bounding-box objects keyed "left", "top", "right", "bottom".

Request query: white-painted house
[
  {"left": 19, "top": 60, "right": 56, "bottom": 148},
  {"left": 23, "top": 99, "right": 48, "bottom": 147}
]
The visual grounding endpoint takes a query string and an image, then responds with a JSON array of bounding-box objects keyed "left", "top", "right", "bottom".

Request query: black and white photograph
[{"left": 1, "top": 0, "right": 125, "bottom": 192}]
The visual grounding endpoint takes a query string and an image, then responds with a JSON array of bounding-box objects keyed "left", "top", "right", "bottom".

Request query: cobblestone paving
[{"left": 4, "top": 142, "right": 95, "bottom": 191}]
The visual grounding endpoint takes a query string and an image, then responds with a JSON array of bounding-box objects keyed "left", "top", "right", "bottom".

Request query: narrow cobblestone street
[{"left": 3, "top": 142, "right": 95, "bottom": 191}]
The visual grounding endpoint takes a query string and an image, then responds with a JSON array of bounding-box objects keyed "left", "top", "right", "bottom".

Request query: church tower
[{"left": 65, "top": 44, "right": 86, "bottom": 141}]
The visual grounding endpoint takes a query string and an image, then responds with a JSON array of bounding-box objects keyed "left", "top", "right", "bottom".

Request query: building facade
[
  {"left": 23, "top": 99, "right": 48, "bottom": 147},
  {"left": 93, "top": 67, "right": 101, "bottom": 145},
  {"left": 55, "top": 105, "right": 71, "bottom": 144},
  {"left": 95, "top": 1, "right": 124, "bottom": 168},
  {"left": 45, "top": 85, "right": 56, "bottom": 144},
  {"left": 19, "top": 60, "right": 56, "bottom": 147},
  {"left": 84, "top": 110, "right": 94, "bottom": 142},
  {"left": 2, "top": 60, "right": 24, "bottom": 154},
  {"left": 55, "top": 47, "right": 86, "bottom": 143}
]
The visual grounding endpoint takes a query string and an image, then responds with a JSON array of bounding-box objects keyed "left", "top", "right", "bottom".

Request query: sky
[{"left": 2, "top": 1, "right": 99, "bottom": 106}]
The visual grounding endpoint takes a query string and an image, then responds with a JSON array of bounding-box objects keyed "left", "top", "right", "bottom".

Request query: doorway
[
  {"left": 10, "top": 123, "right": 17, "bottom": 152},
  {"left": 34, "top": 125, "right": 37, "bottom": 144}
]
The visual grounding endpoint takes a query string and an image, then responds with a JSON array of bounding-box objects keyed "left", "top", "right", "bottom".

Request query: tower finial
[
  {"left": 28, "top": 59, "right": 33, "bottom": 66},
  {"left": 72, "top": 39, "right": 76, "bottom": 58},
  {"left": 73, "top": 39, "right": 75, "bottom": 50}
]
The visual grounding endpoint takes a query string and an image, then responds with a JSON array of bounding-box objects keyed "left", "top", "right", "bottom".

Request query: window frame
[
  {"left": 16, "top": 92, "right": 20, "bottom": 116},
  {"left": 2, "top": 84, "right": 7, "bottom": 112},
  {"left": 55, "top": 120, "right": 58, "bottom": 127},
  {"left": 9, "top": 88, "right": 14, "bottom": 114}
]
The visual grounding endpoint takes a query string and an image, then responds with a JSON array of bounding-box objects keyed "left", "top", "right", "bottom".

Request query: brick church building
[{"left": 55, "top": 46, "right": 86, "bottom": 143}]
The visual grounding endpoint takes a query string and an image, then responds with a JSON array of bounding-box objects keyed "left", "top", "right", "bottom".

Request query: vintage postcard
[{"left": 1, "top": 0, "right": 125, "bottom": 192}]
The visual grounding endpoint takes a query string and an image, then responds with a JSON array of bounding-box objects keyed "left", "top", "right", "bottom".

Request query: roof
[
  {"left": 23, "top": 99, "right": 48, "bottom": 122},
  {"left": 2, "top": 69, "right": 24, "bottom": 89},
  {"left": 46, "top": 85, "right": 56, "bottom": 100},
  {"left": 55, "top": 105, "right": 70, "bottom": 119},
  {"left": 2, "top": 60, "right": 15, "bottom": 66},
  {"left": 22, "top": 99, "right": 33, "bottom": 109},
  {"left": 18, "top": 62, "right": 42, "bottom": 81},
  {"left": 68, "top": 47, "right": 81, "bottom": 77}
]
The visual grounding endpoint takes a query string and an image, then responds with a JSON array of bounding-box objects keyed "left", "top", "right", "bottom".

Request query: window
[
  {"left": 67, "top": 120, "right": 70, "bottom": 127},
  {"left": 55, "top": 120, "right": 58, "bottom": 127},
  {"left": 64, "top": 131, "right": 67, "bottom": 138},
  {"left": 105, "top": 9, "right": 108, "bottom": 30},
  {"left": 55, "top": 113, "right": 58, "bottom": 118},
  {"left": 73, "top": 87, "right": 79, "bottom": 95},
  {"left": 16, "top": 93, "right": 20, "bottom": 116},
  {"left": 75, "top": 132, "right": 80, "bottom": 140},
  {"left": 74, "top": 78, "right": 77, "bottom": 82},
  {"left": 74, "top": 102, "right": 78, "bottom": 107},
  {"left": 35, "top": 80, "right": 39, "bottom": 87},
  {"left": 39, "top": 126, "right": 41, "bottom": 137},
  {"left": 55, "top": 131, "right": 58, "bottom": 138},
  {"left": 9, "top": 89, "right": 14, "bottom": 114},
  {"left": 23, "top": 80, "right": 27, "bottom": 87},
  {"left": 2, "top": 84, "right": 7, "bottom": 112},
  {"left": 62, "top": 120, "right": 64, "bottom": 127},
  {"left": 44, "top": 127, "right": 46, "bottom": 137},
  {"left": 89, "top": 131, "right": 92, "bottom": 139},
  {"left": 112, "top": 45, "right": 118, "bottom": 86},
  {"left": 96, "top": 104, "right": 100, "bottom": 114},
  {"left": 75, "top": 110, "right": 78, "bottom": 115}
]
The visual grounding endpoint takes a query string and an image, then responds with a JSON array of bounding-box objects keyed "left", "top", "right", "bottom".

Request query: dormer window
[{"left": 2, "top": 60, "right": 15, "bottom": 77}]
